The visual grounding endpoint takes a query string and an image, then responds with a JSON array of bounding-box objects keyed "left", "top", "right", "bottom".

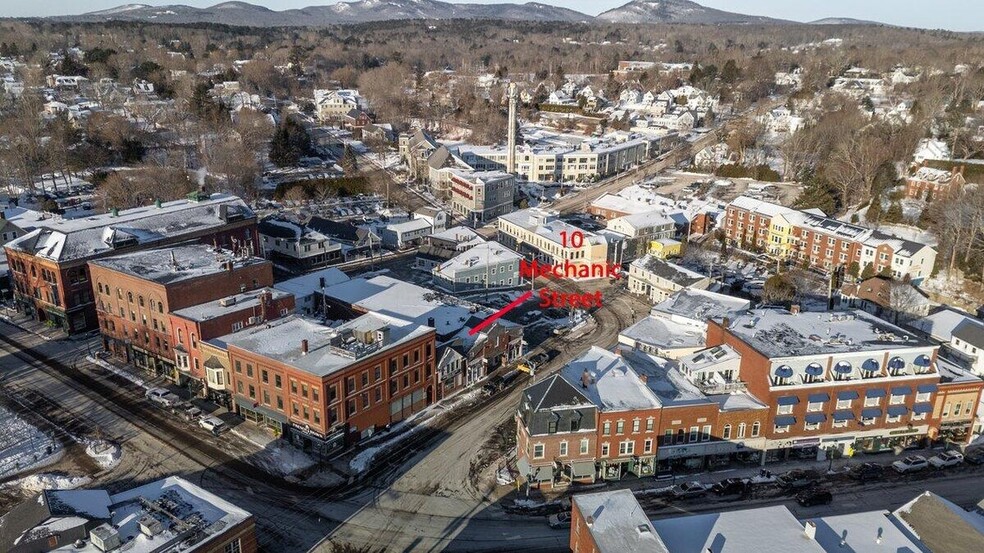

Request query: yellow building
[
  {"left": 767, "top": 212, "right": 796, "bottom": 259},
  {"left": 648, "top": 238, "right": 682, "bottom": 259}
]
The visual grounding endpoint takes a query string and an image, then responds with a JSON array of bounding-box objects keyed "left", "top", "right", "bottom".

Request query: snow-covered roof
[
  {"left": 630, "top": 255, "right": 707, "bottom": 286},
  {"left": 805, "top": 510, "right": 922, "bottom": 552},
  {"left": 434, "top": 241, "right": 521, "bottom": 277},
  {"left": 429, "top": 225, "right": 484, "bottom": 245},
  {"left": 652, "top": 505, "right": 826, "bottom": 553},
  {"left": 5, "top": 194, "right": 253, "bottom": 263},
  {"left": 893, "top": 491, "right": 984, "bottom": 552},
  {"left": 729, "top": 195, "right": 797, "bottom": 218},
  {"left": 560, "top": 347, "right": 662, "bottom": 411},
  {"left": 652, "top": 288, "right": 750, "bottom": 324},
  {"left": 724, "top": 308, "right": 931, "bottom": 358},
  {"left": 626, "top": 349, "right": 708, "bottom": 406},
  {"left": 499, "top": 208, "right": 607, "bottom": 248},
  {"left": 572, "top": 490, "right": 668, "bottom": 553},
  {"left": 619, "top": 314, "right": 705, "bottom": 352},
  {"left": 273, "top": 267, "right": 350, "bottom": 299},
  {"left": 90, "top": 245, "right": 267, "bottom": 285},
  {"left": 907, "top": 308, "right": 974, "bottom": 342},
  {"left": 214, "top": 313, "right": 432, "bottom": 377},
  {"left": 170, "top": 287, "right": 291, "bottom": 322},
  {"left": 386, "top": 217, "right": 432, "bottom": 234},
  {"left": 613, "top": 210, "right": 677, "bottom": 231}
]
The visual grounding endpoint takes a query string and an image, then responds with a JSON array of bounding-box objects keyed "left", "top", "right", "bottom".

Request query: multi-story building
[
  {"left": 4, "top": 193, "right": 257, "bottom": 333},
  {"left": 723, "top": 196, "right": 937, "bottom": 282},
  {"left": 169, "top": 287, "right": 295, "bottom": 403},
  {"left": 497, "top": 208, "right": 610, "bottom": 277},
  {"left": 627, "top": 255, "right": 711, "bottom": 303},
  {"left": 88, "top": 245, "right": 273, "bottom": 382},
  {"left": 313, "top": 88, "right": 368, "bottom": 121},
  {"left": 0, "top": 476, "right": 256, "bottom": 553},
  {"left": 431, "top": 241, "right": 522, "bottom": 293},
  {"left": 438, "top": 318, "right": 524, "bottom": 398},
  {"left": 605, "top": 211, "right": 677, "bottom": 260},
  {"left": 447, "top": 170, "right": 516, "bottom": 226},
  {"left": 705, "top": 307, "right": 978, "bottom": 458},
  {"left": 214, "top": 313, "right": 436, "bottom": 455},
  {"left": 257, "top": 217, "right": 342, "bottom": 271},
  {"left": 905, "top": 165, "right": 965, "bottom": 200}
]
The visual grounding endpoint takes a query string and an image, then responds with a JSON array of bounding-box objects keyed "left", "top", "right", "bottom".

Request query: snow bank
[
  {"left": 85, "top": 440, "right": 122, "bottom": 470},
  {"left": 246, "top": 439, "right": 316, "bottom": 477},
  {"left": 0, "top": 405, "right": 62, "bottom": 479},
  {"left": 1, "top": 472, "right": 91, "bottom": 493},
  {"left": 86, "top": 355, "right": 149, "bottom": 389}
]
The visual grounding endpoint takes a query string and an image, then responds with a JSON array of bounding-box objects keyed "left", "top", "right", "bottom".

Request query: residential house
[
  {"left": 432, "top": 241, "right": 522, "bottom": 293},
  {"left": 258, "top": 217, "right": 342, "bottom": 271}
]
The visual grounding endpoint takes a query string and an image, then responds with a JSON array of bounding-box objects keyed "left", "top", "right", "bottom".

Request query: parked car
[
  {"left": 964, "top": 448, "right": 984, "bottom": 465},
  {"left": 711, "top": 478, "right": 748, "bottom": 496},
  {"left": 892, "top": 455, "right": 928, "bottom": 473},
  {"left": 796, "top": 489, "right": 833, "bottom": 507},
  {"left": 852, "top": 462, "right": 884, "bottom": 482},
  {"left": 778, "top": 470, "right": 820, "bottom": 490},
  {"left": 654, "top": 470, "right": 674, "bottom": 482},
  {"left": 529, "top": 352, "right": 550, "bottom": 367},
  {"left": 182, "top": 406, "right": 203, "bottom": 421},
  {"left": 671, "top": 481, "right": 709, "bottom": 498},
  {"left": 199, "top": 416, "right": 226, "bottom": 434},
  {"left": 928, "top": 451, "right": 964, "bottom": 469},
  {"left": 145, "top": 388, "right": 180, "bottom": 408},
  {"left": 547, "top": 511, "right": 571, "bottom": 529}
]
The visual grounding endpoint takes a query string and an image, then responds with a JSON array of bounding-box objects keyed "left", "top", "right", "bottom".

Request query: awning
[
  {"left": 888, "top": 357, "right": 906, "bottom": 369},
  {"left": 865, "top": 389, "right": 886, "bottom": 398},
  {"left": 531, "top": 464, "right": 555, "bottom": 482},
  {"left": 805, "top": 363, "right": 824, "bottom": 376},
  {"left": 774, "top": 416, "right": 796, "bottom": 427},
  {"left": 917, "top": 383, "right": 938, "bottom": 393},
  {"left": 808, "top": 393, "right": 830, "bottom": 403},
  {"left": 774, "top": 365, "right": 794, "bottom": 378},
  {"left": 517, "top": 457, "right": 531, "bottom": 477},
  {"left": 887, "top": 405, "right": 908, "bottom": 417},
  {"left": 837, "top": 390, "right": 859, "bottom": 400},
  {"left": 834, "top": 361, "right": 853, "bottom": 374},
  {"left": 861, "top": 408, "right": 883, "bottom": 419},
  {"left": 777, "top": 396, "right": 800, "bottom": 406},
  {"left": 805, "top": 413, "right": 827, "bottom": 424},
  {"left": 862, "top": 359, "right": 880, "bottom": 372},
  {"left": 570, "top": 460, "right": 596, "bottom": 478},
  {"left": 891, "top": 386, "right": 912, "bottom": 396},
  {"left": 833, "top": 410, "right": 855, "bottom": 421},
  {"left": 235, "top": 397, "right": 288, "bottom": 424},
  {"left": 913, "top": 403, "right": 933, "bottom": 414}
]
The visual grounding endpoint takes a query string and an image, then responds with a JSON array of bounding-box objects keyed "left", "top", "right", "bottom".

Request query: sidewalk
[{"left": 0, "top": 309, "right": 67, "bottom": 342}]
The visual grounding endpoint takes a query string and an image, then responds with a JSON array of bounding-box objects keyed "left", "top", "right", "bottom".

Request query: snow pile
[
  {"left": 246, "top": 439, "right": 316, "bottom": 477},
  {"left": 0, "top": 405, "right": 62, "bottom": 479},
  {"left": 86, "top": 355, "right": 149, "bottom": 389},
  {"left": 1, "top": 472, "right": 91, "bottom": 492},
  {"left": 85, "top": 440, "right": 122, "bottom": 470}
]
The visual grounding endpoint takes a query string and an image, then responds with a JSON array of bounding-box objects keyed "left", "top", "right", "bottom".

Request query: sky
[{"left": 1, "top": 1, "right": 981, "bottom": 32}]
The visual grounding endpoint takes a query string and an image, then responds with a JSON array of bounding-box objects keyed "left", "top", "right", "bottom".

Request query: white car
[
  {"left": 928, "top": 451, "right": 964, "bottom": 468},
  {"left": 892, "top": 455, "right": 929, "bottom": 473},
  {"left": 145, "top": 388, "right": 180, "bottom": 408},
  {"left": 671, "top": 481, "right": 710, "bottom": 498},
  {"left": 199, "top": 416, "right": 226, "bottom": 434}
]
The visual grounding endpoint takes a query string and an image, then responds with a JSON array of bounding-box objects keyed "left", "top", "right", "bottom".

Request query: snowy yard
[{"left": 0, "top": 405, "right": 62, "bottom": 480}]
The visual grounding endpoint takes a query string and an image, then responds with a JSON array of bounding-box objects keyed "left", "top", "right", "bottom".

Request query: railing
[{"left": 695, "top": 380, "right": 747, "bottom": 394}]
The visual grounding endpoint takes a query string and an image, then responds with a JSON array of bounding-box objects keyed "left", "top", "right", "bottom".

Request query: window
[
  {"left": 302, "top": 384, "right": 309, "bottom": 398},
  {"left": 942, "top": 403, "right": 950, "bottom": 417},
  {"left": 276, "top": 396, "right": 283, "bottom": 410},
  {"left": 580, "top": 439, "right": 589, "bottom": 455},
  {"left": 864, "top": 396, "right": 881, "bottom": 407},
  {"left": 646, "top": 418, "right": 654, "bottom": 432},
  {"left": 533, "top": 444, "right": 545, "bottom": 459},
  {"left": 361, "top": 372, "right": 368, "bottom": 387},
  {"left": 375, "top": 388, "right": 381, "bottom": 403},
  {"left": 618, "top": 440, "right": 634, "bottom": 456},
  {"left": 751, "top": 422, "right": 760, "bottom": 437},
  {"left": 777, "top": 404, "right": 793, "bottom": 415},
  {"left": 954, "top": 403, "right": 962, "bottom": 417},
  {"left": 886, "top": 412, "right": 901, "bottom": 423},
  {"left": 602, "top": 422, "right": 611, "bottom": 436},
  {"left": 915, "top": 391, "right": 930, "bottom": 402},
  {"left": 275, "top": 375, "right": 282, "bottom": 389},
  {"left": 312, "top": 387, "right": 319, "bottom": 401},
  {"left": 833, "top": 418, "right": 848, "bottom": 428},
  {"left": 559, "top": 441, "right": 568, "bottom": 457},
  {"left": 601, "top": 443, "right": 610, "bottom": 457},
  {"left": 805, "top": 420, "right": 821, "bottom": 431},
  {"left": 224, "top": 539, "right": 242, "bottom": 553},
  {"left": 246, "top": 364, "right": 253, "bottom": 377},
  {"left": 663, "top": 429, "right": 673, "bottom": 446},
  {"left": 774, "top": 423, "right": 790, "bottom": 434},
  {"left": 701, "top": 425, "right": 711, "bottom": 441},
  {"left": 807, "top": 401, "right": 823, "bottom": 412},
  {"left": 911, "top": 411, "right": 927, "bottom": 421},
  {"left": 375, "top": 366, "right": 382, "bottom": 381},
  {"left": 291, "top": 381, "right": 298, "bottom": 394},
  {"left": 261, "top": 370, "right": 269, "bottom": 384},
  {"left": 548, "top": 420, "right": 558, "bottom": 434},
  {"left": 644, "top": 438, "right": 653, "bottom": 454},
  {"left": 248, "top": 385, "right": 255, "bottom": 399},
  {"left": 836, "top": 398, "right": 852, "bottom": 409},
  {"left": 616, "top": 421, "right": 624, "bottom": 434},
  {"left": 570, "top": 418, "right": 581, "bottom": 432},
  {"left": 722, "top": 424, "right": 732, "bottom": 440},
  {"left": 889, "top": 394, "right": 904, "bottom": 405},
  {"left": 632, "top": 419, "right": 640, "bottom": 433},
  {"left": 689, "top": 426, "right": 698, "bottom": 443}
]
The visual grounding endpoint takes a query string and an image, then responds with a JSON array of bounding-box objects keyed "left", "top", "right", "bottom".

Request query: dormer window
[
  {"left": 861, "top": 359, "right": 880, "bottom": 378},
  {"left": 804, "top": 362, "right": 824, "bottom": 384},
  {"left": 772, "top": 365, "right": 793, "bottom": 386},
  {"left": 833, "top": 361, "right": 852, "bottom": 381},
  {"left": 888, "top": 356, "right": 907, "bottom": 376}
]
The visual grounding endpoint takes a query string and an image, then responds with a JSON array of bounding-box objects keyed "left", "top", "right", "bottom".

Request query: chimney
[
  {"left": 319, "top": 277, "right": 326, "bottom": 289},
  {"left": 585, "top": 515, "right": 594, "bottom": 527},
  {"left": 721, "top": 316, "right": 730, "bottom": 328},
  {"left": 790, "top": 304, "right": 801, "bottom": 315},
  {"left": 427, "top": 317, "right": 435, "bottom": 327},
  {"left": 301, "top": 339, "right": 309, "bottom": 355},
  {"left": 804, "top": 521, "right": 817, "bottom": 540},
  {"left": 581, "top": 369, "right": 591, "bottom": 389},
  {"left": 259, "top": 289, "right": 271, "bottom": 321}
]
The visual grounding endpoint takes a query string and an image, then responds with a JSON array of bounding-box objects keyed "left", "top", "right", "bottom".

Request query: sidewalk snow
[
  {"left": 84, "top": 440, "right": 122, "bottom": 470},
  {"left": 245, "top": 439, "right": 316, "bottom": 477},
  {"left": 86, "top": 355, "right": 149, "bottom": 389},
  {"left": 0, "top": 405, "right": 62, "bottom": 479},
  {"left": 1, "top": 472, "right": 91, "bottom": 493}
]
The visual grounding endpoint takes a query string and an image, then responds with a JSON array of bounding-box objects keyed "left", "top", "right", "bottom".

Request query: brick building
[
  {"left": 905, "top": 165, "right": 965, "bottom": 200},
  {"left": 3, "top": 193, "right": 257, "bottom": 333},
  {"left": 213, "top": 313, "right": 436, "bottom": 456},
  {"left": 89, "top": 245, "right": 273, "bottom": 382},
  {"left": 169, "top": 287, "right": 295, "bottom": 403}
]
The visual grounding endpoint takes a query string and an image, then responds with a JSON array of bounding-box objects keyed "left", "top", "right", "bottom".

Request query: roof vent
[
  {"left": 804, "top": 520, "right": 817, "bottom": 540},
  {"left": 637, "top": 524, "right": 651, "bottom": 534}
]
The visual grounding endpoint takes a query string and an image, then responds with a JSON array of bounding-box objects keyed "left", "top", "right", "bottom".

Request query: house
[
  {"left": 905, "top": 165, "right": 966, "bottom": 200},
  {"left": 413, "top": 207, "right": 449, "bottom": 232},
  {"left": 257, "top": 217, "right": 342, "bottom": 271},
  {"left": 838, "top": 276, "right": 933, "bottom": 325},
  {"left": 306, "top": 216, "right": 381, "bottom": 259},
  {"left": 949, "top": 318, "right": 984, "bottom": 376},
  {"left": 693, "top": 142, "right": 735, "bottom": 169},
  {"left": 438, "top": 317, "right": 523, "bottom": 396},
  {"left": 414, "top": 226, "right": 485, "bottom": 271},
  {"left": 913, "top": 138, "right": 950, "bottom": 163},
  {"left": 380, "top": 217, "right": 432, "bottom": 249},
  {"left": 605, "top": 211, "right": 677, "bottom": 260},
  {"left": 627, "top": 255, "right": 711, "bottom": 302},
  {"left": 314, "top": 88, "right": 368, "bottom": 121},
  {"left": 432, "top": 241, "right": 522, "bottom": 293}
]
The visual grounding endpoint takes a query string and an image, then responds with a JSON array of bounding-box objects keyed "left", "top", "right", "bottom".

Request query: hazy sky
[{"left": 2, "top": 1, "right": 981, "bottom": 32}]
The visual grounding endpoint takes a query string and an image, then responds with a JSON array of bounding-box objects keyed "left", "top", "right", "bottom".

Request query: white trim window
[
  {"left": 559, "top": 441, "right": 568, "bottom": 457},
  {"left": 915, "top": 391, "right": 930, "bottom": 402},
  {"left": 805, "top": 420, "right": 821, "bottom": 431},
  {"left": 807, "top": 401, "right": 823, "bottom": 412},
  {"left": 889, "top": 394, "right": 905, "bottom": 405},
  {"left": 836, "top": 399, "right": 852, "bottom": 409},
  {"left": 777, "top": 404, "right": 793, "bottom": 415},
  {"left": 774, "top": 424, "right": 790, "bottom": 434},
  {"left": 580, "top": 438, "right": 590, "bottom": 455},
  {"left": 644, "top": 438, "right": 653, "bottom": 454},
  {"left": 601, "top": 443, "right": 610, "bottom": 457},
  {"left": 911, "top": 411, "right": 927, "bottom": 421},
  {"left": 533, "top": 444, "right": 545, "bottom": 459},
  {"left": 886, "top": 413, "right": 901, "bottom": 424},
  {"left": 864, "top": 397, "right": 881, "bottom": 407},
  {"left": 618, "top": 440, "right": 634, "bottom": 456},
  {"left": 832, "top": 418, "right": 848, "bottom": 428},
  {"left": 737, "top": 423, "right": 747, "bottom": 439}
]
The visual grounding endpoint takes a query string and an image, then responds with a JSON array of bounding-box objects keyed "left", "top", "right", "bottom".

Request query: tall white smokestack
[{"left": 507, "top": 82, "right": 518, "bottom": 174}]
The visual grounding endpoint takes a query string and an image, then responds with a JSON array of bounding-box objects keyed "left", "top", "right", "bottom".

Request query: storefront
[
  {"left": 287, "top": 423, "right": 345, "bottom": 458},
  {"left": 235, "top": 398, "right": 286, "bottom": 436}
]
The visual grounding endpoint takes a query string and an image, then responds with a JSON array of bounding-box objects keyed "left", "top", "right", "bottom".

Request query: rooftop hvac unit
[
  {"left": 90, "top": 524, "right": 121, "bottom": 552},
  {"left": 139, "top": 514, "right": 164, "bottom": 537},
  {"left": 219, "top": 296, "right": 237, "bottom": 307}
]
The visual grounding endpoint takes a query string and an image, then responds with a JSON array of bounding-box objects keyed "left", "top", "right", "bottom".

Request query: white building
[{"left": 432, "top": 241, "right": 523, "bottom": 293}]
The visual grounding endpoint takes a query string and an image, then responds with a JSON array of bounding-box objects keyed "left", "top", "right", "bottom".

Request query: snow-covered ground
[
  {"left": 0, "top": 405, "right": 63, "bottom": 480},
  {"left": 0, "top": 472, "right": 91, "bottom": 493},
  {"left": 243, "top": 439, "right": 316, "bottom": 477},
  {"left": 84, "top": 440, "right": 122, "bottom": 470},
  {"left": 86, "top": 355, "right": 150, "bottom": 389}
]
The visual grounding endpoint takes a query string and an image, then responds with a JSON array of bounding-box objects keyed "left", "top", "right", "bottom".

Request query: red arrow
[{"left": 469, "top": 291, "right": 534, "bottom": 335}]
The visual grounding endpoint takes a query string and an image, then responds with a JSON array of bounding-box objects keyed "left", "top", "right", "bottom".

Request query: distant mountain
[
  {"left": 809, "top": 17, "right": 888, "bottom": 26},
  {"left": 596, "top": 0, "right": 790, "bottom": 25},
  {"left": 62, "top": 1, "right": 590, "bottom": 26}
]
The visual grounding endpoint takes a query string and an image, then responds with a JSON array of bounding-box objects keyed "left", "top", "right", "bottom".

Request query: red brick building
[
  {"left": 3, "top": 193, "right": 257, "bottom": 333},
  {"left": 905, "top": 165, "right": 965, "bottom": 201},
  {"left": 169, "top": 287, "right": 295, "bottom": 403},
  {"left": 214, "top": 313, "right": 436, "bottom": 456},
  {"left": 88, "top": 245, "right": 273, "bottom": 382}
]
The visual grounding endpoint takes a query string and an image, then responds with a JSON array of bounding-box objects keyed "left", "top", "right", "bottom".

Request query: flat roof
[
  {"left": 572, "top": 490, "right": 668, "bottom": 553},
  {"left": 273, "top": 267, "right": 350, "bottom": 299},
  {"left": 652, "top": 288, "right": 750, "bottom": 324},
  {"left": 90, "top": 245, "right": 267, "bottom": 285},
  {"left": 723, "top": 308, "right": 931, "bottom": 359},
  {"left": 171, "top": 287, "right": 292, "bottom": 322},
  {"left": 213, "top": 313, "right": 433, "bottom": 378},
  {"left": 804, "top": 511, "right": 922, "bottom": 553}
]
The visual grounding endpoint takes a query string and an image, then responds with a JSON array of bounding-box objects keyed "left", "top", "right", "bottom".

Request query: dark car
[
  {"left": 778, "top": 470, "right": 820, "bottom": 490},
  {"left": 711, "top": 478, "right": 748, "bottom": 496},
  {"left": 529, "top": 352, "right": 550, "bottom": 367},
  {"left": 797, "top": 489, "right": 833, "bottom": 507},
  {"left": 853, "top": 462, "right": 884, "bottom": 482},
  {"left": 965, "top": 448, "right": 984, "bottom": 465}
]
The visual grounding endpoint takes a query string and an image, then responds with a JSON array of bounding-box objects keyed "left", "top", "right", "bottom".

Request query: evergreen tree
[
  {"left": 861, "top": 263, "right": 876, "bottom": 280},
  {"left": 341, "top": 145, "right": 359, "bottom": 176}
]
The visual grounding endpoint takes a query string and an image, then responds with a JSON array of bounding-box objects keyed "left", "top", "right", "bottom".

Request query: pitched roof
[
  {"left": 893, "top": 491, "right": 984, "bottom": 553},
  {"left": 523, "top": 374, "right": 594, "bottom": 411},
  {"left": 952, "top": 318, "right": 984, "bottom": 348}
]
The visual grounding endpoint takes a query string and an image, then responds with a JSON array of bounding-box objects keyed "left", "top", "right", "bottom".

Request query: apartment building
[
  {"left": 606, "top": 211, "right": 677, "bottom": 260},
  {"left": 627, "top": 255, "right": 711, "bottom": 303},
  {"left": 4, "top": 193, "right": 257, "bottom": 333},
  {"left": 496, "top": 208, "right": 609, "bottom": 276},
  {"left": 314, "top": 88, "right": 368, "bottom": 121},
  {"left": 706, "top": 307, "right": 983, "bottom": 457},
  {"left": 447, "top": 169, "right": 516, "bottom": 226},
  {"left": 905, "top": 165, "right": 965, "bottom": 200},
  {"left": 215, "top": 313, "right": 436, "bottom": 456},
  {"left": 431, "top": 240, "right": 522, "bottom": 293},
  {"left": 723, "top": 196, "right": 936, "bottom": 282},
  {"left": 168, "top": 287, "right": 295, "bottom": 403},
  {"left": 88, "top": 245, "right": 274, "bottom": 383}
]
